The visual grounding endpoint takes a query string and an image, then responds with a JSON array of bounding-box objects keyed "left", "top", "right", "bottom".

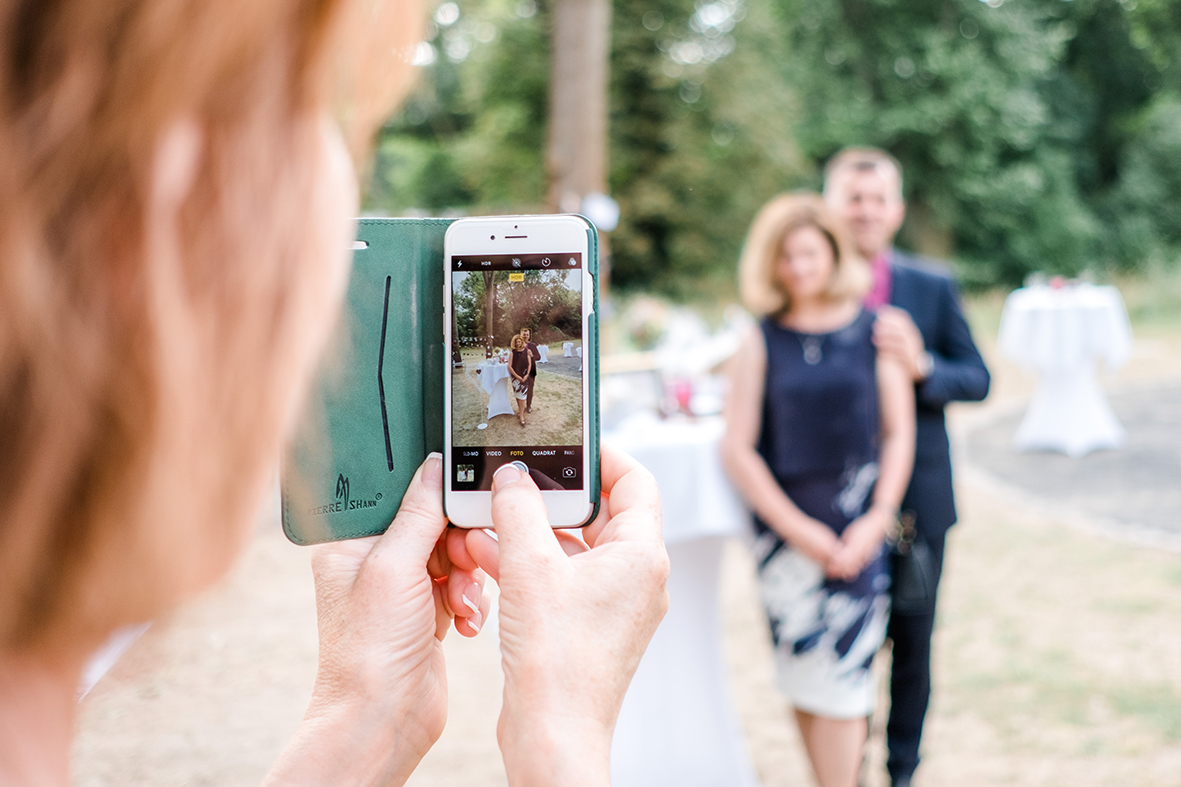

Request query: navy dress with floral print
[{"left": 752, "top": 309, "right": 891, "bottom": 719}]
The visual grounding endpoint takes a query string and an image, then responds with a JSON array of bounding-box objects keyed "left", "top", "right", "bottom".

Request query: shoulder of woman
[{"left": 733, "top": 323, "right": 768, "bottom": 366}]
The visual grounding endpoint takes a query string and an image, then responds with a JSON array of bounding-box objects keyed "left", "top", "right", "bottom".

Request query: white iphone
[{"left": 443, "top": 215, "right": 598, "bottom": 528}]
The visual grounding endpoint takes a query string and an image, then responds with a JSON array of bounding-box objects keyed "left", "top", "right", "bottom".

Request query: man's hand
[{"left": 873, "top": 305, "right": 931, "bottom": 382}]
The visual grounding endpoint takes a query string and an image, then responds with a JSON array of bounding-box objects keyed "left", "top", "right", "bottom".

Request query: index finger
[{"left": 582, "top": 444, "right": 663, "bottom": 549}]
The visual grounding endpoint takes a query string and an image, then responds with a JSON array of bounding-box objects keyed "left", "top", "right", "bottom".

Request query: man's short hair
[{"left": 823, "top": 147, "right": 904, "bottom": 199}]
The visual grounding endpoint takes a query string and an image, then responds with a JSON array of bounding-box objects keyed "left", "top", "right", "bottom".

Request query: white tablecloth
[
  {"left": 998, "top": 283, "right": 1133, "bottom": 457},
  {"left": 537, "top": 344, "right": 549, "bottom": 363},
  {"left": 563, "top": 341, "right": 574, "bottom": 357},
  {"left": 476, "top": 361, "right": 514, "bottom": 420},
  {"left": 605, "top": 416, "right": 759, "bottom": 787}
]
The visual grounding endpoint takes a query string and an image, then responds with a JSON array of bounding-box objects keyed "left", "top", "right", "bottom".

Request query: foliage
[
  {"left": 367, "top": 0, "right": 1181, "bottom": 294},
  {"left": 367, "top": 0, "right": 805, "bottom": 296},
  {"left": 453, "top": 269, "right": 582, "bottom": 347},
  {"left": 772, "top": 0, "right": 1181, "bottom": 286},
  {"left": 606, "top": 0, "right": 803, "bottom": 294},
  {"left": 366, "top": 0, "right": 550, "bottom": 215}
]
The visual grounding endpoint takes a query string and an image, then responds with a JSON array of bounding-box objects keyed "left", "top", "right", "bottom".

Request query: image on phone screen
[{"left": 450, "top": 252, "right": 585, "bottom": 492}]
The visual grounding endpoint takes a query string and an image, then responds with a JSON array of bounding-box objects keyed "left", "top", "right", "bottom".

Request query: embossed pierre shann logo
[{"left": 307, "top": 473, "right": 383, "bottom": 517}]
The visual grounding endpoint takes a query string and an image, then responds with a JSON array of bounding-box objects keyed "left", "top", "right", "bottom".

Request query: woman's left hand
[
  {"left": 263, "top": 453, "right": 490, "bottom": 787},
  {"left": 826, "top": 507, "right": 890, "bottom": 581}
]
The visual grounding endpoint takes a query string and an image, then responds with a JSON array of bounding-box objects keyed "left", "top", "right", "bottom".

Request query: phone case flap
[{"left": 281, "top": 218, "right": 452, "bottom": 544}]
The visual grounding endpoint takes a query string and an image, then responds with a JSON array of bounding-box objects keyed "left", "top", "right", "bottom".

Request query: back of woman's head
[
  {"left": 0, "top": 0, "right": 420, "bottom": 655},
  {"left": 738, "top": 191, "right": 868, "bottom": 317}
]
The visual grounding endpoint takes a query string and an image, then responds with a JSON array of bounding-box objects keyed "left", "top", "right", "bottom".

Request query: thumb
[
  {"left": 489, "top": 464, "right": 565, "bottom": 569},
  {"left": 367, "top": 453, "right": 448, "bottom": 568}
]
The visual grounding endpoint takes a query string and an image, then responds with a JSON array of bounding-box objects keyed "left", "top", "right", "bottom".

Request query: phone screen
[{"left": 449, "top": 252, "right": 585, "bottom": 492}]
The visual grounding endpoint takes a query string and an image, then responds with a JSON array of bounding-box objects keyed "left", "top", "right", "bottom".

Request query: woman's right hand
[
  {"left": 787, "top": 517, "right": 841, "bottom": 568},
  {"left": 459, "top": 446, "right": 669, "bottom": 787}
]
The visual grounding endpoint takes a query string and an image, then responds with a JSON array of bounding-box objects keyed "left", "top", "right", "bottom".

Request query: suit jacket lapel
[{"left": 888, "top": 252, "right": 916, "bottom": 313}]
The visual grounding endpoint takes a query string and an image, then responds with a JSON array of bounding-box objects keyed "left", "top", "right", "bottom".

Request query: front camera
[{"left": 490, "top": 235, "right": 496, "bottom": 240}]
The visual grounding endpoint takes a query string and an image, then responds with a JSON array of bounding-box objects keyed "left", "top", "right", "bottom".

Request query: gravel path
[{"left": 964, "top": 382, "right": 1181, "bottom": 538}]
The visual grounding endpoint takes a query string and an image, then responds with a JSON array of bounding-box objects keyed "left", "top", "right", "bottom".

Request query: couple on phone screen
[{"left": 509, "top": 327, "right": 540, "bottom": 427}]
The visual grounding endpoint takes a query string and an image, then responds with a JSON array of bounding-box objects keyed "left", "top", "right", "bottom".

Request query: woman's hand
[
  {"left": 826, "top": 506, "right": 891, "bottom": 581},
  {"left": 459, "top": 446, "right": 669, "bottom": 787},
  {"left": 785, "top": 517, "right": 842, "bottom": 568},
  {"left": 263, "top": 453, "right": 490, "bottom": 787}
]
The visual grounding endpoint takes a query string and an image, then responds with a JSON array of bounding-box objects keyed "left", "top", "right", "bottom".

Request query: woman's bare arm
[
  {"left": 828, "top": 353, "right": 916, "bottom": 579},
  {"left": 871, "top": 353, "right": 916, "bottom": 514},
  {"left": 719, "top": 326, "right": 840, "bottom": 566}
]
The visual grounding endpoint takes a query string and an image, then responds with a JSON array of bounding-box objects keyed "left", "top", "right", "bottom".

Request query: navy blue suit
[{"left": 885, "top": 251, "right": 989, "bottom": 783}]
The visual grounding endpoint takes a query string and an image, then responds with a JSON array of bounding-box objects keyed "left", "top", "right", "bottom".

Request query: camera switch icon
[{"left": 562, "top": 467, "right": 576, "bottom": 478}]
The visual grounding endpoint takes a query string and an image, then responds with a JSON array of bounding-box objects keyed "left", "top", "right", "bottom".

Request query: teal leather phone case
[{"left": 281, "top": 217, "right": 600, "bottom": 545}]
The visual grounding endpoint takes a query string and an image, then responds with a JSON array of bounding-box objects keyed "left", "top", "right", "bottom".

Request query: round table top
[
  {"left": 476, "top": 361, "right": 510, "bottom": 393},
  {"left": 998, "top": 283, "right": 1132, "bottom": 372}
]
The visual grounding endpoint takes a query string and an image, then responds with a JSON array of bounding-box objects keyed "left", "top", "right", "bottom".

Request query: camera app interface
[{"left": 450, "top": 252, "right": 584, "bottom": 491}]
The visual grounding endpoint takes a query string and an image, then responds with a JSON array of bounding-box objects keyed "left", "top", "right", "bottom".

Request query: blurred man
[
  {"left": 521, "top": 327, "right": 540, "bottom": 412},
  {"left": 825, "top": 148, "right": 990, "bottom": 787}
]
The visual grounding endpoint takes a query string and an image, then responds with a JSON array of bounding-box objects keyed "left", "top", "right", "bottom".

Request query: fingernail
[
  {"left": 492, "top": 463, "right": 522, "bottom": 490},
  {"left": 466, "top": 610, "right": 482, "bottom": 633},
  {"left": 422, "top": 453, "right": 442, "bottom": 489},
  {"left": 461, "top": 581, "right": 480, "bottom": 615}
]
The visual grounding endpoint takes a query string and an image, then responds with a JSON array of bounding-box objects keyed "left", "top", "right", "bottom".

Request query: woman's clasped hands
[
  {"left": 265, "top": 445, "right": 669, "bottom": 787},
  {"left": 793, "top": 505, "right": 892, "bottom": 583}
]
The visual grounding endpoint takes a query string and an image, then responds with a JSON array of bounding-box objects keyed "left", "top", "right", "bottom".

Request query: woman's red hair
[{"left": 0, "top": 0, "right": 420, "bottom": 652}]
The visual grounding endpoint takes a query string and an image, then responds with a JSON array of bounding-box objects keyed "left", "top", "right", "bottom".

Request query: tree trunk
[
  {"left": 547, "top": 0, "right": 612, "bottom": 291},
  {"left": 483, "top": 271, "right": 495, "bottom": 357},
  {"left": 547, "top": 0, "right": 611, "bottom": 212}
]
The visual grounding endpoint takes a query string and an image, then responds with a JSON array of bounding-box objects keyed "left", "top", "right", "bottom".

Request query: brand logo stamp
[{"left": 307, "top": 474, "right": 383, "bottom": 516}]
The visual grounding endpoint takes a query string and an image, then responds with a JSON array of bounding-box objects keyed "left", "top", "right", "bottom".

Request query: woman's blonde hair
[
  {"left": 0, "top": 0, "right": 420, "bottom": 652},
  {"left": 738, "top": 192, "right": 869, "bottom": 317},
  {"left": 511, "top": 334, "right": 526, "bottom": 351}
]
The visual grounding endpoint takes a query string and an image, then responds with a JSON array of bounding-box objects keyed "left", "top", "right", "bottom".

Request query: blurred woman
[
  {"left": 509, "top": 333, "right": 533, "bottom": 426},
  {"left": 0, "top": 1, "right": 668, "bottom": 785},
  {"left": 721, "top": 193, "right": 915, "bottom": 787},
  {"left": 520, "top": 327, "right": 540, "bottom": 412}
]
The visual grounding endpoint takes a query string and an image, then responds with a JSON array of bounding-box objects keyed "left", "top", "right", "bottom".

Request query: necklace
[{"left": 800, "top": 335, "right": 823, "bottom": 365}]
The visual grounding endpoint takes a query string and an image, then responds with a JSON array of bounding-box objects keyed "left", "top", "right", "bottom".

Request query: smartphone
[{"left": 443, "top": 215, "right": 598, "bottom": 528}]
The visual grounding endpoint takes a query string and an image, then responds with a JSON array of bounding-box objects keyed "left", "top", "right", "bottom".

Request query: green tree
[
  {"left": 367, "top": 0, "right": 805, "bottom": 296},
  {"left": 369, "top": 0, "right": 1181, "bottom": 293},
  {"left": 453, "top": 268, "right": 581, "bottom": 346},
  {"left": 608, "top": 0, "right": 804, "bottom": 294},
  {"left": 773, "top": 0, "right": 1181, "bottom": 285},
  {"left": 367, "top": 0, "right": 549, "bottom": 216}
]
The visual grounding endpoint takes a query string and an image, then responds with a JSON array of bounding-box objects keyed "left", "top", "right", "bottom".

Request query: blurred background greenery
[{"left": 365, "top": 0, "right": 1181, "bottom": 297}]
